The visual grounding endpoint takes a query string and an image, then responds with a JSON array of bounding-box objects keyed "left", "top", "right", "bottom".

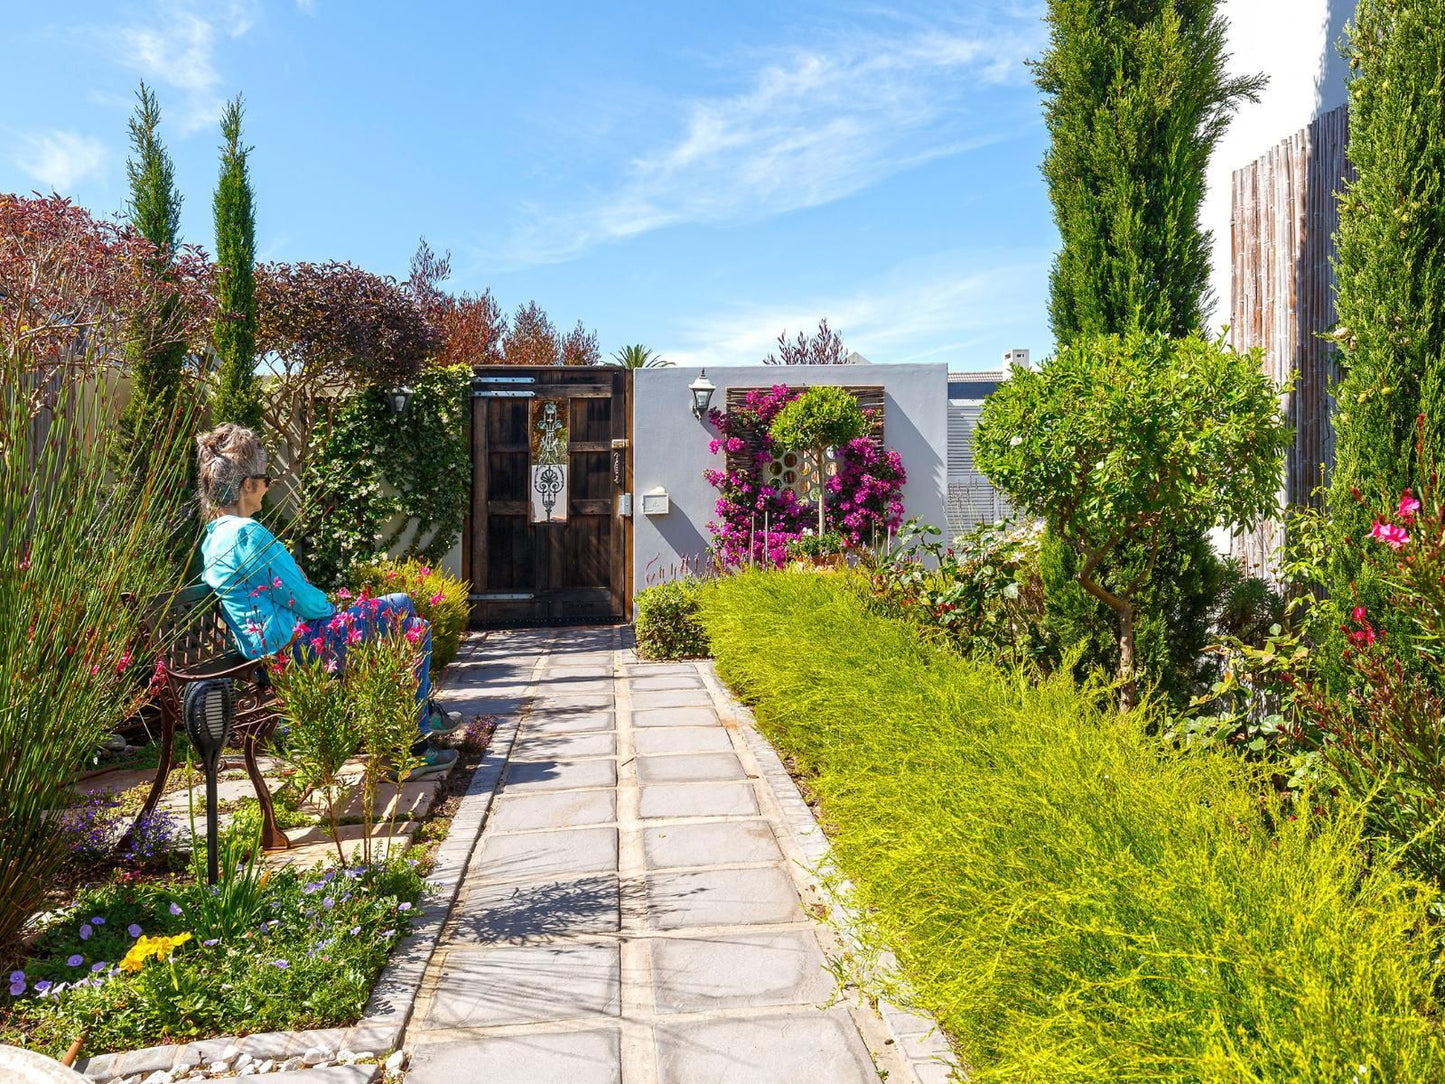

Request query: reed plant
[{"left": 702, "top": 571, "right": 1445, "bottom": 1082}]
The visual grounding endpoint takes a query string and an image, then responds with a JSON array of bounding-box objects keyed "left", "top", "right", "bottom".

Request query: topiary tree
[
  {"left": 769, "top": 386, "right": 868, "bottom": 535},
  {"left": 975, "top": 331, "right": 1289, "bottom": 709},
  {"left": 210, "top": 95, "right": 263, "bottom": 431}
]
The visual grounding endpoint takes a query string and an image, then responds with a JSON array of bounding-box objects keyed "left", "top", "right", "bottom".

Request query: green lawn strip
[{"left": 701, "top": 571, "right": 1445, "bottom": 1083}]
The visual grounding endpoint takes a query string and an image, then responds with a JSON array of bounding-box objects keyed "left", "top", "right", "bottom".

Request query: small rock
[
  {"left": 337, "top": 1049, "right": 357, "bottom": 1064},
  {"left": 220, "top": 1045, "right": 242, "bottom": 1062},
  {"left": 207, "top": 1062, "right": 230, "bottom": 1075},
  {"left": 255, "top": 1059, "right": 275, "bottom": 1074},
  {"left": 385, "top": 1051, "right": 406, "bottom": 1072},
  {"left": 141, "top": 1072, "right": 173, "bottom": 1084},
  {"left": 237, "top": 1066, "right": 258, "bottom": 1077},
  {"left": 301, "top": 1047, "right": 327, "bottom": 1067},
  {"left": 234, "top": 1052, "right": 254, "bottom": 1069},
  {"left": 279, "top": 1056, "right": 305, "bottom": 1072}
]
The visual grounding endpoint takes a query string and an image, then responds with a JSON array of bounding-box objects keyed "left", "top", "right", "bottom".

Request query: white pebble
[
  {"left": 337, "top": 1048, "right": 357, "bottom": 1064},
  {"left": 279, "top": 1056, "right": 305, "bottom": 1072},
  {"left": 141, "top": 1072, "right": 173, "bottom": 1084},
  {"left": 221, "top": 1045, "right": 242, "bottom": 1062},
  {"left": 255, "top": 1059, "right": 275, "bottom": 1074},
  {"left": 207, "top": 1062, "right": 229, "bottom": 1075},
  {"left": 385, "top": 1050, "right": 407, "bottom": 1071}
]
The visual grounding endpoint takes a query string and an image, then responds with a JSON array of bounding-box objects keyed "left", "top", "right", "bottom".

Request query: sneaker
[
  {"left": 420, "top": 702, "right": 463, "bottom": 738},
  {"left": 384, "top": 746, "right": 458, "bottom": 783}
]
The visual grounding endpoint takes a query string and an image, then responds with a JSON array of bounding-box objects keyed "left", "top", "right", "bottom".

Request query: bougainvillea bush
[{"left": 704, "top": 384, "right": 905, "bottom": 567}]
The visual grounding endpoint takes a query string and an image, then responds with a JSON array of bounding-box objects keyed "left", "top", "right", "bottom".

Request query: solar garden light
[{"left": 183, "top": 679, "right": 235, "bottom": 884}]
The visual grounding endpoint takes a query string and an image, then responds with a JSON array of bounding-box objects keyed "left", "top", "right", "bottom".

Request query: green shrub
[
  {"left": 701, "top": 571, "right": 1445, "bottom": 1083},
  {"left": 352, "top": 557, "right": 469, "bottom": 675},
  {"left": 635, "top": 580, "right": 709, "bottom": 660},
  {"left": 785, "top": 530, "right": 846, "bottom": 561}
]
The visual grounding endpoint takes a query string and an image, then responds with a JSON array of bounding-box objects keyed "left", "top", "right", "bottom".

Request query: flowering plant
[{"left": 703, "top": 384, "right": 906, "bottom": 567}]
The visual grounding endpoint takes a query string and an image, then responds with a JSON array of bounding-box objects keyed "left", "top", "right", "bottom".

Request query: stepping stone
[
  {"left": 645, "top": 866, "right": 802, "bottom": 930},
  {"left": 504, "top": 758, "right": 617, "bottom": 793},
  {"left": 266, "top": 821, "right": 417, "bottom": 869},
  {"left": 448, "top": 875, "right": 620, "bottom": 943},
  {"left": 534, "top": 677, "right": 614, "bottom": 696},
  {"left": 336, "top": 778, "right": 444, "bottom": 823},
  {"left": 526, "top": 711, "right": 617, "bottom": 736},
  {"left": 631, "top": 689, "right": 714, "bottom": 711},
  {"left": 71, "top": 768, "right": 162, "bottom": 796},
  {"left": 533, "top": 693, "right": 615, "bottom": 713},
  {"left": 633, "top": 706, "right": 719, "bottom": 728},
  {"left": 408, "top": 1031, "right": 620, "bottom": 1084},
  {"left": 654, "top": 1010, "right": 875, "bottom": 1084},
  {"left": 644, "top": 820, "right": 782, "bottom": 869},
  {"left": 629, "top": 672, "right": 706, "bottom": 692},
  {"left": 471, "top": 827, "right": 618, "bottom": 883},
  {"left": 633, "top": 726, "right": 734, "bottom": 756},
  {"left": 650, "top": 930, "right": 834, "bottom": 1013},
  {"left": 511, "top": 731, "right": 617, "bottom": 761},
  {"left": 426, "top": 943, "right": 620, "bottom": 1027},
  {"left": 490, "top": 789, "right": 617, "bottom": 834},
  {"left": 640, "top": 782, "right": 760, "bottom": 820},
  {"left": 636, "top": 753, "right": 745, "bottom": 785}
]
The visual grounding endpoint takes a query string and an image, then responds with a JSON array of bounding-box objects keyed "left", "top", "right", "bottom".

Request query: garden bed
[{"left": 701, "top": 570, "right": 1445, "bottom": 1083}]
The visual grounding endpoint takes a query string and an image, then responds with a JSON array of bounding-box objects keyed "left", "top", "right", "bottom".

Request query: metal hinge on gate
[
  {"left": 474, "top": 389, "right": 535, "bottom": 397},
  {"left": 470, "top": 592, "right": 536, "bottom": 601},
  {"left": 473, "top": 375, "right": 537, "bottom": 398}
]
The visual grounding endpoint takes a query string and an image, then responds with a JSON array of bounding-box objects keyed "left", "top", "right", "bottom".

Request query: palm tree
[{"left": 604, "top": 343, "right": 671, "bottom": 368}]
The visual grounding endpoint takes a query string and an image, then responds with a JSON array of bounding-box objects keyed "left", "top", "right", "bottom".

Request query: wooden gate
[{"left": 465, "top": 367, "right": 632, "bottom": 627}]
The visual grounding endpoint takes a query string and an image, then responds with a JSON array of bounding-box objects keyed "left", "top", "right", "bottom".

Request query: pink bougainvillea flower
[
  {"left": 1399, "top": 489, "right": 1422, "bottom": 522},
  {"left": 1370, "top": 520, "right": 1410, "bottom": 550}
]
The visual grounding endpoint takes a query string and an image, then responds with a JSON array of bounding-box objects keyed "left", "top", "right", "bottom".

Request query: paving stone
[
  {"left": 631, "top": 688, "right": 714, "bottom": 711},
  {"left": 157, "top": 775, "right": 258, "bottom": 812},
  {"left": 650, "top": 929, "right": 834, "bottom": 1013},
  {"left": 533, "top": 677, "right": 614, "bottom": 696},
  {"left": 548, "top": 651, "right": 616, "bottom": 668},
  {"left": 532, "top": 692, "right": 614, "bottom": 713},
  {"left": 525, "top": 711, "right": 617, "bottom": 735},
  {"left": 448, "top": 874, "right": 620, "bottom": 942},
  {"left": 644, "top": 820, "right": 782, "bottom": 869},
  {"left": 254, "top": 1067, "right": 380, "bottom": 1083},
  {"left": 71, "top": 768, "right": 161, "bottom": 796},
  {"left": 265, "top": 822, "right": 417, "bottom": 869},
  {"left": 636, "top": 752, "right": 745, "bottom": 785},
  {"left": 654, "top": 1010, "right": 876, "bottom": 1084},
  {"left": 504, "top": 757, "right": 617, "bottom": 793},
  {"left": 472, "top": 826, "right": 618, "bottom": 882},
  {"left": 489, "top": 789, "right": 617, "bottom": 834},
  {"left": 632, "top": 706, "right": 720, "bottom": 728},
  {"left": 629, "top": 672, "right": 706, "bottom": 692},
  {"left": 632, "top": 726, "right": 735, "bottom": 756},
  {"left": 510, "top": 731, "right": 617, "bottom": 761},
  {"left": 407, "top": 1031, "right": 620, "bottom": 1084},
  {"left": 534, "top": 664, "right": 613, "bottom": 680},
  {"left": 639, "top": 781, "right": 760, "bottom": 819},
  {"left": 912, "top": 1060, "right": 962, "bottom": 1084},
  {"left": 427, "top": 943, "right": 620, "bottom": 1027},
  {"left": 645, "top": 866, "right": 802, "bottom": 930},
  {"left": 335, "top": 778, "right": 443, "bottom": 823}
]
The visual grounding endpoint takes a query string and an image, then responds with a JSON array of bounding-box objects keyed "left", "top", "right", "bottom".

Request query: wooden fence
[{"left": 1229, "top": 104, "right": 1352, "bottom": 579}]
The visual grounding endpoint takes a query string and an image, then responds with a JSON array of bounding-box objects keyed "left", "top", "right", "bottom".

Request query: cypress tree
[
  {"left": 1030, "top": 0, "right": 1261, "bottom": 705},
  {"left": 119, "top": 82, "right": 188, "bottom": 479},
  {"left": 210, "top": 95, "right": 263, "bottom": 431},
  {"left": 1329, "top": 1, "right": 1445, "bottom": 553}
]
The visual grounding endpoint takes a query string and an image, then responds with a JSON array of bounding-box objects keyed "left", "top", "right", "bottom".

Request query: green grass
[{"left": 702, "top": 571, "right": 1445, "bottom": 1083}]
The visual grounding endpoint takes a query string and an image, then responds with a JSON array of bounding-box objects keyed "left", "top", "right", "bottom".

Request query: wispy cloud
[
  {"left": 14, "top": 131, "right": 109, "bottom": 192},
  {"left": 112, "top": 1, "right": 258, "bottom": 135},
  {"left": 492, "top": 16, "right": 1044, "bottom": 267},
  {"left": 662, "top": 250, "right": 1050, "bottom": 369}
]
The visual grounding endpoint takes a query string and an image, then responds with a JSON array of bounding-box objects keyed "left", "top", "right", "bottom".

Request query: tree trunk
[{"left": 1118, "top": 603, "right": 1138, "bottom": 712}]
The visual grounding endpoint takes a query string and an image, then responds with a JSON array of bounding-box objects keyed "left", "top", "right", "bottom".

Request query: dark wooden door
[{"left": 466, "top": 367, "right": 632, "bottom": 627}]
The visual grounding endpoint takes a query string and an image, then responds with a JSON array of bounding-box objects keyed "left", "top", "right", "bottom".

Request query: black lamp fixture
[
  {"left": 388, "top": 386, "right": 414, "bottom": 415},
  {"left": 689, "top": 370, "right": 716, "bottom": 419},
  {"left": 183, "top": 679, "right": 235, "bottom": 884}
]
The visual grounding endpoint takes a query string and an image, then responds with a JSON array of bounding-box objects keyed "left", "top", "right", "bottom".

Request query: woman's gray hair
[{"left": 196, "top": 424, "right": 267, "bottom": 517}]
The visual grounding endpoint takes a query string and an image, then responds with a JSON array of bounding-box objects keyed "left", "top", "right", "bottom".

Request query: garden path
[{"left": 402, "top": 626, "right": 910, "bottom": 1084}]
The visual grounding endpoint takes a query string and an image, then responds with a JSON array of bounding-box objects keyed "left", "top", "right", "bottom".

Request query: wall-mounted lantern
[
  {"left": 689, "top": 370, "right": 716, "bottom": 419},
  {"left": 388, "top": 386, "right": 414, "bottom": 415}
]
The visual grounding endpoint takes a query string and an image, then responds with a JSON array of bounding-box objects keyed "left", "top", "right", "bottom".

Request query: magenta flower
[
  {"left": 1399, "top": 489, "right": 1422, "bottom": 521},
  {"left": 429, "top": 590, "right": 445, "bottom": 607},
  {"left": 1370, "top": 520, "right": 1410, "bottom": 550}
]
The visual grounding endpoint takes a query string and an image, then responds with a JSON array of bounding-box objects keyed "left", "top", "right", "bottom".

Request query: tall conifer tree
[{"left": 210, "top": 95, "right": 263, "bottom": 430}]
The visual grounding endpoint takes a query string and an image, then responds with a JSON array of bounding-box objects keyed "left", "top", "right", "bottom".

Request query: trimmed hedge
[
  {"left": 701, "top": 571, "right": 1445, "bottom": 1083},
  {"left": 634, "top": 579, "right": 709, "bottom": 660}
]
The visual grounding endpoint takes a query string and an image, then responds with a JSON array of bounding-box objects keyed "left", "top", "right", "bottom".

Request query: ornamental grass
[{"left": 702, "top": 571, "right": 1445, "bottom": 1083}]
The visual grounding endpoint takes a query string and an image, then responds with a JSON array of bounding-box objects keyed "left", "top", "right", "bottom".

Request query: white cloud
[
  {"left": 113, "top": 1, "right": 258, "bottom": 135},
  {"left": 494, "top": 18, "right": 1044, "bottom": 267},
  {"left": 661, "top": 250, "right": 1051, "bottom": 370},
  {"left": 14, "top": 131, "right": 109, "bottom": 192}
]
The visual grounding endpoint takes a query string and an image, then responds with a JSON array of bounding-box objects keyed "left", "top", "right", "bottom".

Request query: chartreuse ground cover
[{"left": 701, "top": 571, "right": 1445, "bottom": 1083}]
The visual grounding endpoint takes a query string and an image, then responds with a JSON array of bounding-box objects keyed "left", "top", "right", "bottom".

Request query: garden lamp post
[
  {"left": 183, "top": 679, "right": 235, "bottom": 884},
  {"left": 689, "top": 371, "right": 716, "bottom": 419}
]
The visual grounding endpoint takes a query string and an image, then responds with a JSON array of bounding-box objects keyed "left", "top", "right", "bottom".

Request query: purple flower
[
  {"left": 34, "top": 980, "right": 51, "bottom": 994},
  {"left": 90, "top": 961, "right": 106, "bottom": 972},
  {"left": 349, "top": 926, "right": 361, "bottom": 936},
  {"left": 381, "top": 928, "right": 395, "bottom": 938},
  {"left": 398, "top": 902, "right": 412, "bottom": 912},
  {"left": 67, "top": 955, "right": 83, "bottom": 967},
  {"left": 8, "top": 980, "right": 23, "bottom": 996},
  {"left": 322, "top": 897, "right": 334, "bottom": 910},
  {"left": 203, "top": 938, "right": 219, "bottom": 947},
  {"left": 128, "top": 924, "right": 142, "bottom": 938},
  {"left": 9, "top": 970, "right": 23, "bottom": 983},
  {"left": 271, "top": 959, "right": 290, "bottom": 969},
  {"left": 169, "top": 902, "right": 182, "bottom": 916},
  {"left": 78, "top": 924, "right": 92, "bottom": 940},
  {"left": 89, "top": 916, "right": 104, "bottom": 926}
]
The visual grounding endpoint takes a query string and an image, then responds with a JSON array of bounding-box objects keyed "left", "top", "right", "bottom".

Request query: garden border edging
[{"left": 74, "top": 635, "right": 530, "bottom": 1083}]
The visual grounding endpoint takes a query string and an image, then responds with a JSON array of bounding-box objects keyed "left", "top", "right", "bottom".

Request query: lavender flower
[
  {"left": 168, "top": 902, "right": 182, "bottom": 916},
  {"left": 89, "top": 916, "right": 104, "bottom": 926},
  {"left": 78, "top": 923, "right": 92, "bottom": 940},
  {"left": 203, "top": 939, "right": 219, "bottom": 947},
  {"left": 271, "top": 959, "right": 290, "bottom": 969},
  {"left": 66, "top": 955, "right": 83, "bottom": 967},
  {"left": 398, "top": 902, "right": 412, "bottom": 911},
  {"left": 34, "top": 980, "right": 52, "bottom": 995},
  {"left": 90, "top": 961, "right": 106, "bottom": 972},
  {"left": 8, "top": 980, "right": 23, "bottom": 996},
  {"left": 128, "top": 923, "right": 142, "bottom": 938}
]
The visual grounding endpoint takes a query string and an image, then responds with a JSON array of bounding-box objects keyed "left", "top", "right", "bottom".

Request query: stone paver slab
[
  {"left": 510, "top": 731, "right": 617, "bottom": 761},
  {"left": 504, "top": 758, "right": 617, "bottom": 792},
  {"left": 637, "top": 752, "right": 746, "bottom": 785},
  {"left": 654, "top": 1011, "right": 875, "bottom": 1084},
  {"left": 427, "top": 943, "right": 620, "bottom": 1027},
  {"left": 532, "top": 692, "right": 614, "bottom": 713},
  {"left": 335, "top": 777, "right": 443, "bottom": 823},
  {"left": 266, "top": 821, "right": 416, "bottom": 869},
  {"left": 409, "top": 1031, "right": 620, "bottom": 1084},
  {"left": 629, "top": 672, "right": 706, "bottom": 692},
  {"left": 472, "top": 826, "right": 618, "bottom": 882},
  {"left": 640, "top": 781, "right": 760, "bottom": 820},
  {"left": 448, "top": 875, "right": 620, "bottom": 943},
  {"left": 644, "top": 820, "right": 782, "bottom": 869},
  {"left": 650, "top": 930, "right": 834, "bottom": 1013},
  {"left": 489, "top": 789, "right": 617, "bottom": 834},
  {"left": 632, "top": 726, "right": 734, "bottom": 756},
  {"left": 631, "top": 688, "right": 714, "bottom": 711},
  {"left": 645, "top": 866, "right": 802, "bottom": 930},
  {"left": 633, "top": 706, "right": 720, "bottom": 728},
  {"left": 526, "top": 711, "right": 617, "bottom": 735}
]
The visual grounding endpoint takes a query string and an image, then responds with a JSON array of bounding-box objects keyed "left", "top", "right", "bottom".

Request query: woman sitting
[{"left": 195, "top": 423, "right": 458, "bottom": 779}]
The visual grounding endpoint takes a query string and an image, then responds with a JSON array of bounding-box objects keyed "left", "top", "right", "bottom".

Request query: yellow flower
[{"left": 118, "top": 932, "right": 193, "bottom": 974}]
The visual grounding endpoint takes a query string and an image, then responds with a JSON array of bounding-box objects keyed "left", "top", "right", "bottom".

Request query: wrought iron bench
[{"left": 127, "top": 584, "right": 291, "bottom": 851}]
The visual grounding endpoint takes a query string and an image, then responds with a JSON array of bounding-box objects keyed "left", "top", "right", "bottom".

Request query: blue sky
[{"left": 0, "top": 0, "right": 1056, "bottom": 369}]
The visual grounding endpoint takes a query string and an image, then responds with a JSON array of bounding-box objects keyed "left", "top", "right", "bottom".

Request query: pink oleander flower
[
  {"left": 405, "top": 621, "right": 424, "bottom": 645},
  {"left": 1399, "top": 489, "right": 1422, "bottom": 522},
  {"left": 429, "top": 590, "right": 445, "bottom": 607},
  {"left": 1370, "top": 520, "right": 1410, "bottom": 550},
  {"left": 1352, "top": 606, "right": 1368, "bottom": 624},
  {"left": 1348, "top": 625, "right": 1378, "bottom": 648},
  {"left": 418, "top": 565, "right": 432, "bottom": 577},
  {"left": 346, "top": 626, "right": 363, "bottom": 646}
]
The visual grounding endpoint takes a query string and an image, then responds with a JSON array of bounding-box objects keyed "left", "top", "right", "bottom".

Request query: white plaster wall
[
  {"left": 1203, "top": 0, "right": 1352, "bottom": 334},
  {"left": 631, "top": 365, "right": 948, "bottom": 600}
]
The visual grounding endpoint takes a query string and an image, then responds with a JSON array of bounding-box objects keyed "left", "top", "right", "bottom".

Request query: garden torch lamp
[
  {"left": 183, "top": 679, "right": 235, "bottom": 884},
  {"left": 689, "top": 370, "right": 716, "bottom": 419}
]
